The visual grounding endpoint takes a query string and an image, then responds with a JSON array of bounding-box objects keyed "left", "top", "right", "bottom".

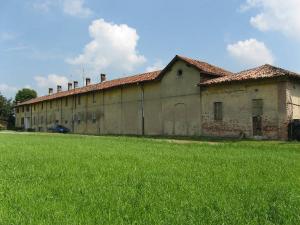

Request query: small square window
[{"left": 177, "top": 69, "right": 183, "bottom": 77}]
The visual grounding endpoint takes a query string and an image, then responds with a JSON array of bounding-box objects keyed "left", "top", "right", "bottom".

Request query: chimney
[
  {"left": 100, "top": 74, "right": 106, "bottom": 82},
  {"left": 49, "top": 88, "right": 53, "bottom": 95},
  {"left": 57, "top": 85, "right": 62, "bottom": 93},
  {"left": 68, "top": 82, "right": 72, "bottom": 91},
  {"left": 86, "top": 77, "right": 91, "bottom": 86},
  {"left": 73, "top": 81, "right": 78, "bottom": 89}
]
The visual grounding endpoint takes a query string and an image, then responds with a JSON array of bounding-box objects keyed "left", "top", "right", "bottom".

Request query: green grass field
[{"left": 0, "top": 133, "right": 299, "bottom": 225}]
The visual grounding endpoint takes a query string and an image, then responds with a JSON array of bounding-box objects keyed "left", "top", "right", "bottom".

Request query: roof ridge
[
  {"left": 176, "top": 55, "right": 234, "bottom": 76},
  {"left": 18, "top": 70, "right": 162, "bottom": 106}
]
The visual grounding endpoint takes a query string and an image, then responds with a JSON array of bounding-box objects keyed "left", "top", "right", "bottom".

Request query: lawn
[{"left": 0, "top": 133, "right": 299, "bottom": 225}]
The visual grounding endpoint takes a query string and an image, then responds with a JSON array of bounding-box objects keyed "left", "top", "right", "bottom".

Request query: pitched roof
[
  {"left": 17, "top": 70, "right": 161, "bottom": 106},
  {"left": 17, "top": 55, "right": 234, "bottom": 106},
  {"left": 176, "top": 55, "right": 233, "bottom": 77},
  {"left": 199, "top": 64, "right": 300, "bottom": 86}
]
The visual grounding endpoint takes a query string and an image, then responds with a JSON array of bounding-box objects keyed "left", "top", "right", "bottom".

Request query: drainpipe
[
  {"left": 72, "top": 95, "right": 74, "bottom": 133},
  {"left": 46, "top": 101, "right": 48, "bottom": 129},
  {"left": 30, "top": 105, "right": 32, "bottom": 130},
  {"left": 139, "top": 83, "right": 145, "bottom": 136}
]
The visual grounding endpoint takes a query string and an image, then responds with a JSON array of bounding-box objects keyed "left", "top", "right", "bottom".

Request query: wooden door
[{"left": 253, "top": 116, "right": 262, "bottom": 136}]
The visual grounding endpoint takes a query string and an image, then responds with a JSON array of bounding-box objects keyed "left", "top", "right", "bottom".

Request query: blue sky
[{"left": 1, "top": 0, "right": 300, "bottom": 98}]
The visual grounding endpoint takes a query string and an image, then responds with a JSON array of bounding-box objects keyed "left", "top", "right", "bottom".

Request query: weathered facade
[{"left": 15, "top": 55, "right": 300, "bottom": 140}]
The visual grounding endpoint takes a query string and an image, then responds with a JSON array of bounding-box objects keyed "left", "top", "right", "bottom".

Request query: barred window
[
  {"left": 92, "top": 92, "right": 96, "bottom": 103},
  {"left": 214, "top": 102, "right": 223, "bottom": 121},
  {"left": 77, "top": 95, "right": 81, "bottom": 105},
  {"left": 252, "top": 99, "right": 263, "bottom": 116},
  {"left": 77, "top": 114, "right": 81, "bottom": 124},
  {"left": 92, "top": 112, "right": 97, "bottom": 123}
]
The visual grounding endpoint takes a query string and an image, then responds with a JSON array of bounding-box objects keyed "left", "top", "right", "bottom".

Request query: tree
[
  {"left": 0, "top": 92, "right": 14, "bottom": 129},
  {"left": 15, "top": 88, "right": 37, "bottom": 103}
]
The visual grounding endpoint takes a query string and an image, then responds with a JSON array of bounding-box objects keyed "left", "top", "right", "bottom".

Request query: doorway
[{"left": 252, "top": 116, "right": 262, "bottom": 136}]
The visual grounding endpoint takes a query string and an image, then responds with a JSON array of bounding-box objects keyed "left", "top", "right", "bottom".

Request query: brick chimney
[
  {"left": 73, "top": 81, "right": 78, "bottom": 89},
  {"left": 57, "top": 85, "right": 62, "bottom": 93},
  {"left": 68, "top": 83, "right": 72, "bottom": 91},
  {"left": 86, "top": 77, "right": 91, "bottom": 86},
  {"left": 49, "top": 88, "right": 53, "bottom": 95},
  {"left": 100, "top": 74, "right": 106, "bottom": 82}
]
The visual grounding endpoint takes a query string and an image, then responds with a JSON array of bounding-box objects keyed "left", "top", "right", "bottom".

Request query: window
[
  {"left": 41, "top": 103, "right": 44, "bottom": 110},
  {"left": 92, "top": 112, "right": 97, "bottom": 123},
  {"left": 65, "top": 120, "right": 68, "bottom": 124},
  {"left": 214, "top": 102, "right": 223, "bottom": 121},
  {"left": 50, "top": 101, "right": 52, "bottom": 109},
  {"left": 22, "top": 106, "right": 24, "bottom": 112},
  {"left": 26, "top": 106, "right": 30, "bottom": 112},
  {"left": 33, "top": 105, "right": 36, "bottom": 111},
  {"left": 65, "top": 97, "right": 68, "bottom": 107},
  {"left": 77, "top": 114, "right": 81, "bottom": 124},
  {"left": 16, "top": 108, "right": 19, "bottom": 113},
  {"left": 21, "top": 117, "right": 24, "bottom": 126},
  {"left": 177, "top": 69, "right": 183, "bottom": 77},
  {"left": 252, "top": 99, "right": 263, "bottom": 116},
  {"left": 92, "top": 92, "right": 96, "bottom": 103},
  {"left": 77, "top": 95, "right": 81, "bottom": 105}
]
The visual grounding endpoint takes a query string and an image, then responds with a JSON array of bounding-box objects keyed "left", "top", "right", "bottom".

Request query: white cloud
[
  {"left": 146, "top": 60, "right": 164, "bottom": 72},
  {"left": 3, "top": 45, "right": 29, "bottom": 52},
  {"left": 242, "top": 0, "right": 300, "bottom": 38},
  {"left": 0, "top": 84, "right": 18, "bottom": 98},
  {"left": 67, "top": 19, "right": 146, "bottom": 76},
  {"left": 63, "top": 0, "right": 92, "bottom": 17},
  {"left": 34, "top": 74, "right": 69, "bottom": 91},
  {"left": 0, "top": 32, "right": 16, "bottom": 42},
  {"left": 227, "top": 39, "right": 275, "bottom": 67},
  {"left": 32, "top": 0, "right": 53, "bottom": 12},
  {"left": 33, "top": 0, "right": 92, "bottom": 17}
]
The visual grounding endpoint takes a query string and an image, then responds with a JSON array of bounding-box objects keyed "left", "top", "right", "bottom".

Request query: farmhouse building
[{"left": 15, "top": 55, "right": 300, "bottom": 140}]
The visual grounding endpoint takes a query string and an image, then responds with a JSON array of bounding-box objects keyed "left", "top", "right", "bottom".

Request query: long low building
[{"left": 15, "top": 55, "right": 300, "bottom": 140}]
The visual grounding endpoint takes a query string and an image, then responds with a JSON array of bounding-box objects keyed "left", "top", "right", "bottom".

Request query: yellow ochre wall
[
  {"left": 201, "top": 80, "right": 288, "bottom": 140},
  {"left": 15, "top": 61, "right": 298, "bottom": 140}
]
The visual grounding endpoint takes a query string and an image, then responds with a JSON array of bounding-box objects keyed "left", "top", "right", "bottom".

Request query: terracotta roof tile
[
  {"left": 18, "top": 70, "right": 161, "bottom": 106},
  {"left": 16, "top": 55, "right": 235, "bottom": 106},
  {"left": 177, "top": 55, "right": 233, "bottom": 77},
  {"left": 200, "top": 64, "right": 300, "bottom": 86}
]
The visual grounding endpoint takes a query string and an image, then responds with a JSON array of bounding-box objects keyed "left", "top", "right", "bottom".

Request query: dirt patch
[{"left": 156, "top": 139, "right": 221, "bottom": 145}]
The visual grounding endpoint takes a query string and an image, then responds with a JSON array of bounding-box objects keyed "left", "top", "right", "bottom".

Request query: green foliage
[
  {"left": 0, "top": 134, "right": 299, "bottom": 225},
  {"left": 0, "top": 92, "right": 14, "bottom": 128},
  {"left": 15, "top": 88, "right": 37, "bottom": 103}
]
